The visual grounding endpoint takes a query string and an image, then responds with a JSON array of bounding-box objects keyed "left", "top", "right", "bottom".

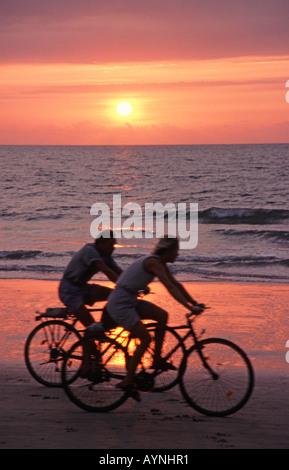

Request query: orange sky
[{"left": 1, "top": 0, "right": 289, "bottom": 145}]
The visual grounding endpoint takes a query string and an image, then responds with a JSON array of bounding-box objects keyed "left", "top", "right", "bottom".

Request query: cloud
[{"left": 1, "top": 0, "right": 289, "bottom": 64}]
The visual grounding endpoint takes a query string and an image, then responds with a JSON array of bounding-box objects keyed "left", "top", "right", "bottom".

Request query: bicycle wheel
[
  {"left": 24, "top": 320, "right": 82, "bottom": 387},
  {"left": 179, "top": 338, "right": 254, "bottom": 417},
  {"left": 62, "top": 336, "right": 129, "bottom": 412},
  {"left": 130, "top": 324, "right": 186, "bottom": 392}
]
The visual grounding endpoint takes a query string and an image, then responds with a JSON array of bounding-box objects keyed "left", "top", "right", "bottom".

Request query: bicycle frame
[
  {"left": 188, "top": 316, "right": 220, "bottom": 379},
  {"left": 34, "top": 306, "right": 106, "bottom": 347},
  {"left": 141, "top": 313, "right": 218, "bottom": 382},
  {"left": 151, "top": 315, "right": 202, "bottom": 359}
]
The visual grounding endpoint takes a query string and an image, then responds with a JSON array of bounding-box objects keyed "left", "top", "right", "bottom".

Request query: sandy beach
[{"left": 1, "top": 278, "right": 289, "bottom": 450}]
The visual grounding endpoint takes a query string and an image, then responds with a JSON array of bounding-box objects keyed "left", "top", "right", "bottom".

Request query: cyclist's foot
[
  {"left": 125, "top": 355, "right": 132, "bottom": 371},
  {"left": 116, "top": 383, "right": 142, "bottom": 402},
  {"left": 79, "top": 369, "right": 91, "bottom": 379},
  {"left": 79, "top": 359, "right": 101, "bottom": 379},
  {"left": 79, "top": 361, "right": 90, "bottom": 377},
  {"left": 79, "top": 366, "right": 95, "bottom": 379},
  {"left": 151, "top": 357, "right": 177, "bottom": 371}
]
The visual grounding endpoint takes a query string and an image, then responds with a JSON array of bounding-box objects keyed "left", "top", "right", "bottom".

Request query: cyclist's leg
[
  {"left": 59, "top": 280, "right": 112, "bottom": 327},
  {"left": 59, "top": 281, "right": 109, "bottom": 374},
  {"left": 75, "top": 292, "right": 112, "bottom": 376},
  {"left": 75, "top": 305, "right": 97, "bottom": 376},
  {"left": 138, "top": 301, "right": 168, "bottom": 366},
  {"left": 76, "top": 305, "right": 95, "bottom": 327},
  {"left": 70, "top": 285, "right": 113, "bottom": 372},
  {"left": 85, "top": 285, "right": 113, "bottom": 312},
  {"left": 81, "top": 285, "right": 113, "bottom": 366},
  {"left": 119, "top": 321, "right": 151, "bottom": 388}
]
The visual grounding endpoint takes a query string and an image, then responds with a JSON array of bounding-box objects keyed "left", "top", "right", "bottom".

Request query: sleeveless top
[{"left": 116, "top": 255, "right": 160, "bottom": 294}]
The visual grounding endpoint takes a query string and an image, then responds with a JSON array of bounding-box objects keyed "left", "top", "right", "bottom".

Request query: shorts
[
  {"left": 106, "top": 287, "right": 152, "bottom": 332},
  {"left": 59, "top": 278, "right": 101, "bottom": 314}
]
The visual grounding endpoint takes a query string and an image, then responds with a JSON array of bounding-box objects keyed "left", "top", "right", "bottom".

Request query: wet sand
[{"left": 1, "top": 279, "right": 289, "bottom": 449}]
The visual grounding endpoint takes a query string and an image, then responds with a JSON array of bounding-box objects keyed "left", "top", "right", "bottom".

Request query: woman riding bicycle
[{"left": 106, "top": 235, "right": 203, "bottom": 400}]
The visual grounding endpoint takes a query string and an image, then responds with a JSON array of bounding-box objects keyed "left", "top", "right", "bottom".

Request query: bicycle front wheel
[
  {"left": 24, "top": 320, "right": 81, "bottom": 387},
  {"left": 62, "top": 337, "right": 129, "bottom": 412},
  {"left": 179, "top": 338, "right": 254, "bottom": 417}
]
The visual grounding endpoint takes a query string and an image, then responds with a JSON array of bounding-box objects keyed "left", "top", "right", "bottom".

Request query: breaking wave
[{"left": 198, "top": 207, "right": 289, "bottom": 225}]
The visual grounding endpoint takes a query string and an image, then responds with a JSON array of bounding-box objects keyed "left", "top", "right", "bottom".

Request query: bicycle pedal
[
  {"left": 135, "top": 371, "right": 154, "bottom": 392},
  {"left": 151, "top": 359, "right": 176, "bottom": 372}
]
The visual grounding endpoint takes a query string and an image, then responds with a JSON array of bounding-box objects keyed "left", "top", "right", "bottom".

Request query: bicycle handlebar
[
  {"left": 186, "top": 304, "right": 209, "bottom": 319},
  {"left": 137, "top": 288, "right": 152, "bottom": 297}
]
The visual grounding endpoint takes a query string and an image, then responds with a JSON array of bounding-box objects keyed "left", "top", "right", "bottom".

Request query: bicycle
[
  {"left": 61, "top": 307, "right": 254, "bottom": 417},
  {"left": 24, "top": 306, "right": 102, "bottom": 387},
  {"left": 24, "top": 293, "right": 161, "bottom": 388}
]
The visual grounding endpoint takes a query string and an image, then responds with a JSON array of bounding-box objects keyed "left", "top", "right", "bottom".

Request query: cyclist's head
[
  {"left": 152, "top": 235, "right": 179, "bottom": 262},
  {"left": 94, "top": 230, "right": 116, "bottom": 256}
]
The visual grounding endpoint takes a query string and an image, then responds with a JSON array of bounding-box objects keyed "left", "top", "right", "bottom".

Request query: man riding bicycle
[{"left": 59, "top": 230, "right": 122, "bottom": 327}]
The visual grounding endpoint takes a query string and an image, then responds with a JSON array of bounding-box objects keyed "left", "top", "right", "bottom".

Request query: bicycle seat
[
  {"left": 38, "top": 307, "right": 69, "bottom": 319},
  {"left": 86, "top": 322, "right": 105, "bottom": 333}
]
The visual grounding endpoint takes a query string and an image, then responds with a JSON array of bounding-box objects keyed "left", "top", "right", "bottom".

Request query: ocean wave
[
  {"left": 0, "top": 250, "right": 42, "bottom": 260},
  {"left": 198, "top": 207, "right": 289, "bottom": 225},
  {"left": 173, "top": 254, "right": 289, "bottom": 283},
  {"left": 0, "top": 250, "right": 71, "bottom": 260},
  {"left": 0, "top": 264, "right": 63, "bottom": 273},
  {"left": 177, "top": 266, "right": 289, "bottom": 282},
  {"left": 26, "top": 214, "right": 64, "bottom": 221},
  {"left": 215, "top": 229, "right": 289, "bottom": 243},
  {"left": 176, "top": 254, "right": 289, "bottom": 268}
]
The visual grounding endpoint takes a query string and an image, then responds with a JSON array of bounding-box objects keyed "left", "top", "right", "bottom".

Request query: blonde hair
[{"left": 153, "top": 235, "right": 179, "bottom": 256}]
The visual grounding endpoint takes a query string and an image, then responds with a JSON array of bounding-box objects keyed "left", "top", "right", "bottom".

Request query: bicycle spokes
[
  {"left": 24, "top": 320, "right": 81, "bottom": 387},
  {"left": 180, "top": 338, "right": 254, "bottom": 417},
  {"left": 62, "top": 337, "right": 130, "bottom": 412}
]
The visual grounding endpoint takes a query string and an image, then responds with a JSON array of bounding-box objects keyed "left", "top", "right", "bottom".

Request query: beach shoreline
[{"left": 1, "top": 278, "right": 289, "bottom": 449}]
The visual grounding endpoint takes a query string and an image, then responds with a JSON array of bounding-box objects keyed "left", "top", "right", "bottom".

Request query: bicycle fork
[{"left": 190, "top": 323, "right": 219, "bottom": 381}]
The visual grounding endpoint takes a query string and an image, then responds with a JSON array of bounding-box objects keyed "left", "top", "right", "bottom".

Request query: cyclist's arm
[
  {"left": 113, "top": 265, "right": 123, "bottom": 275},
  {"left": 165, "top": 270, "right": 198, "bottom": 305},
  {"left": 94, "top": 260, "right": 120, "bottom": 283},
  {"left": 145, "top": 258, "right": 197, "bottom": 310}
]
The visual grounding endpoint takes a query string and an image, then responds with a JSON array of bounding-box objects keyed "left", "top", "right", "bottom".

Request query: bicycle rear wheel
[
  {"left": 62, "top": 336, "right": 129, "bottom": 412},
  {"left": 24, "top": 320, "right": 81, "bottom": 387},
  {"left": 179, "top": 338, "right": 254, "bottom": 417}
]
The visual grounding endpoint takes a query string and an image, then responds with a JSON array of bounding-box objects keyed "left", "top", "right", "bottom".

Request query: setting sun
[{"left": 117, "top": 102, "right": 133, "bottom": 117}]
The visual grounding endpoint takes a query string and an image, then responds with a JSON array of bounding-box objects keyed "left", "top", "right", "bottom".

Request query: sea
[{"left": 1, "top": 143, "right": 289, "bottom": 284}]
